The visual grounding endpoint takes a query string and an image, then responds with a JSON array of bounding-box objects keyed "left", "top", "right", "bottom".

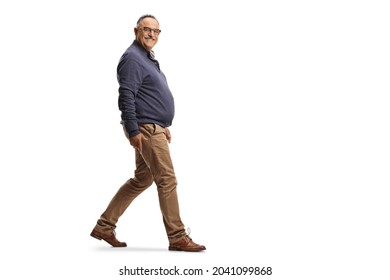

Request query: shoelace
[{"left": 184, "top": 228, "right": 193, "bottom": 243}]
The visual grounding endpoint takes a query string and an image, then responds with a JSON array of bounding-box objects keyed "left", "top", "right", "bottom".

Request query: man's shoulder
[
  {"left": 122, "top": 41, "right": 145, "bottom": 60},
  {"left": 117, "top": 43, "right": 147, "bottom": 73}
]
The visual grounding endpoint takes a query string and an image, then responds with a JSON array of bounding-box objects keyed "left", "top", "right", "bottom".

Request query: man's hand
[
  {"left": 129, "top": 133, "right": 147, "bottom": 152},
  {"left": 165, "top": 127, "right": 172, "bottom": 143}
]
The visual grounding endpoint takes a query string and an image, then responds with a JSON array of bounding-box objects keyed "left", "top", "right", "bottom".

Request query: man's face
[{"left": 135, "top": 17, "right": 160, "bottom": 52}]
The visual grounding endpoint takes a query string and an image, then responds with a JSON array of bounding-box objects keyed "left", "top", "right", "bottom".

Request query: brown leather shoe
[
  {"left": 90, "top": 229, "right": 127, "bottom": 247},
  {"left": 169, "top": 235, "right": 206, "bottom": 252}
]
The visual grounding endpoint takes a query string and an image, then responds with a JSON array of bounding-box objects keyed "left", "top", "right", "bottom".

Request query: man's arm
[{"left": 117, "top": 55, "right": 143, "bottom": 138}]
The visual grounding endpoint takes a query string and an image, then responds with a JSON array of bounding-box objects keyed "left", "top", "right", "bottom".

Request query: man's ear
[{"left": 134, "top": 27, "right": 138, "bottom": 36}]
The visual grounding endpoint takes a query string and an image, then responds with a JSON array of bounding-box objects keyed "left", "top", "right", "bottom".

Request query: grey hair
[{"left": 136, "top": 14, "right": 159, "bottom": 28}]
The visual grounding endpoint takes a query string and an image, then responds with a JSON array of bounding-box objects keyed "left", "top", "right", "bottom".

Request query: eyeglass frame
[{"left": 139, "top": 26, "right": 162, "bottom": 35}]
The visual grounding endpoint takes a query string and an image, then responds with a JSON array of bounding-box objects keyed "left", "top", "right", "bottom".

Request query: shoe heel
[
  {"left": 90, "top": 233, "right": 102, "bottom": 240},
  {"left": 169, "top": 246, "right": 181, "bottom": 251}
]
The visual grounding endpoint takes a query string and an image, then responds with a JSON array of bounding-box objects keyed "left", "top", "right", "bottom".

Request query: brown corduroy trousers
[{"left": 93, "top": 124, "right": 186, "bottom": 242}]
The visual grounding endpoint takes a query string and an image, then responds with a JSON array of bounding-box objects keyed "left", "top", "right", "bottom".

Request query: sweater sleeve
[{"left": 117, "top": 54, "right": 143, "bottom": 138}]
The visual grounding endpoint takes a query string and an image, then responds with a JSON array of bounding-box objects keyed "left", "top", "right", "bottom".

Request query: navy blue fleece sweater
[{"left": 117, "top": 40, "right": 175, "bottom": 138}]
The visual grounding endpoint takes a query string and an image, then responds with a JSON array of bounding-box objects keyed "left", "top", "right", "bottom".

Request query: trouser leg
[
  {"left": 94, "top": 149, "right": 153, "bottom": 234},
  {"left": 139, "top": 124, "right": 186, "bottom": 242}
]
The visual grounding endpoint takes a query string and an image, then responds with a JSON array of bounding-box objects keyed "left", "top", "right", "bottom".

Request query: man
[{"left": 90, "top": 14, "right": 206, "bottom": 252}]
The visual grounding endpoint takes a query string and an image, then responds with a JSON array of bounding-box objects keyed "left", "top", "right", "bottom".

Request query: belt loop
[{"left": 153, "top": 123, "right": 157, "bottom": 134}]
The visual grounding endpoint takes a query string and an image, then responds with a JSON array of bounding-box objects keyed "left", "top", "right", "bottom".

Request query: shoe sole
[
  {"left": 90, "top": 231, "right": 127, "bottom": 247},
  {"left": 169, "top": 246, "right": 205, "bottom": 252}
]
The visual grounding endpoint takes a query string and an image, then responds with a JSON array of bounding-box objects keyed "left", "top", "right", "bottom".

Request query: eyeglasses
[{"left": 141, "top": 26, "right": 161, "bottom": 35}]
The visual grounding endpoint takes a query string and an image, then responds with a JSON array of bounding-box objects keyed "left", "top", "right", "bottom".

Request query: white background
[{"left": 1, "top": 0, "right": 389, "bottom": 279}]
